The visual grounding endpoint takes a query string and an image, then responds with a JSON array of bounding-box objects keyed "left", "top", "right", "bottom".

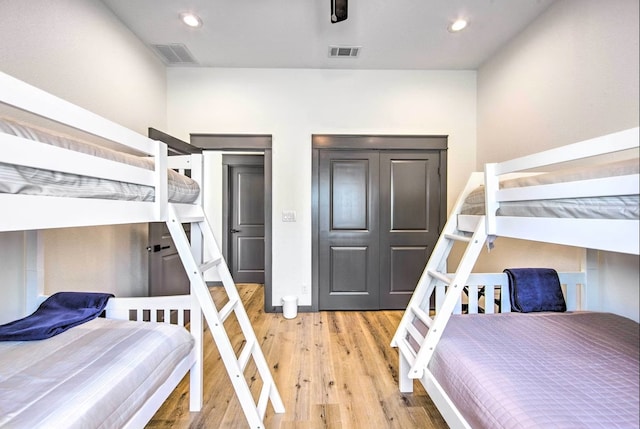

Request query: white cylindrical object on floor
[{"left": 282, "top": 295, "right": 298, "bottom": 319}]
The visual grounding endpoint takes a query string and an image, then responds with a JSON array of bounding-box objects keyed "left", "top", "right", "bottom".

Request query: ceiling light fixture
[
  {"left": 180, "top": 12, "right": 203, "bottom": 28},
  {"left": 448, "top": 18, "right": 468, "bottom": 33}
]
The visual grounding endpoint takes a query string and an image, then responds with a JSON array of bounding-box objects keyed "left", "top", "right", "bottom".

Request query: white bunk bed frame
[
  {"left": 0, "top": 71, "right": 284, "bottom": 428},
  {"left": 391, "top": 127, "right": 639, "bottom": 428}
]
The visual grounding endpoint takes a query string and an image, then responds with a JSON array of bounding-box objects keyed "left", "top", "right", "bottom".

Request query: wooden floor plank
[{"left": 147, "top": 284, "right": 447, "bottom": 429}]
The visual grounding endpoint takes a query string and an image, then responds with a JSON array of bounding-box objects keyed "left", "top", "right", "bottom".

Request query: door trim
[
  {"left": 190, "top": 134, "right": 274, "bottom": 313},
  {"left": 311, "top": 134, "right": 448, "bottom": 311}
]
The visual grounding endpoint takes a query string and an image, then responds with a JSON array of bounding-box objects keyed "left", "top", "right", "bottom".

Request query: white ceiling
[{"left": 101, "top": 0, "right": 556, "bottom": 70}]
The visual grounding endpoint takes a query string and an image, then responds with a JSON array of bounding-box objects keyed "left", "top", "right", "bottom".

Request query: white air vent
[
  {"left": 151, "top": 43, "right": 198, "bottom": 65},
  {"left": 328, "top": 46, "right": 361, "bottom": 58}
]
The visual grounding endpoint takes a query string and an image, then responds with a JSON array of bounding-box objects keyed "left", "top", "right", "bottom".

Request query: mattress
[
  {"left": 460, "top": 159, "right": 639, "bottom": 219},
  {"left": 429, "top": 312, "right": 639, "bottom": 429},
  {"left": 0, "top": 117, "right": 200, "bottom": 203},
  {"left": 0, "top": 317, "right": 194, "bottom": 429}
]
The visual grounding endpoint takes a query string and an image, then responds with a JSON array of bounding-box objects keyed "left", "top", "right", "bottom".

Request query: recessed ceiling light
[
  {"left": 448, "top": 18, "right": 468, "bottom": 33},
  {"left": 180, "top": 12, "right": 203, "bottom": 28}
]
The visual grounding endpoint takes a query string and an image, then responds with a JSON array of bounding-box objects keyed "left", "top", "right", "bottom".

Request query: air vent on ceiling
[
  {"left": 329, "top": 45, "right": 361, "bottom": 58},
  {"left": 151, "top": 43, "right": 198, "bottom": 65}
]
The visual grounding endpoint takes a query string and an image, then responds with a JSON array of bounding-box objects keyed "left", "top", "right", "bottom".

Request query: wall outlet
[{"left": 302, "top": 283, "right": 308, "bottom": 294}]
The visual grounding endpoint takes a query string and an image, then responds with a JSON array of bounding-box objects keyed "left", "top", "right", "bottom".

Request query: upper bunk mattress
[
  {"left": 429, "top": 311, "right": 639, "bottom": 429},
  {"left": 0, "top": 117, "right": 200, "bottom": 203},
  {"left": 0, "top": 317, "right": 194, "bottom": 429},
  {"left": 460, "top": 159, "right": 639, "bottom": 219}
]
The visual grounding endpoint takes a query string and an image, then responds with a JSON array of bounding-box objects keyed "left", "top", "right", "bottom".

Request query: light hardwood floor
[{"left": 147, "top": 284, "right": 448, "bottom": 429}]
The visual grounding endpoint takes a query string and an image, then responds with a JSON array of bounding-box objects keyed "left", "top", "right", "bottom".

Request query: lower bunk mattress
[
  {"left": 0, "top": 317, "right": 194, "bottom": 428},
  {"left": 429, "top": 311, "right": 639, "bottom": 428}
]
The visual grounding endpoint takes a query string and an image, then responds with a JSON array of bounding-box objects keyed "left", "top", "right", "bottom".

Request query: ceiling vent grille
[
  {"left": 151, "top": 43, "right": 198, "bottom": 65},
  {"left": 328, "top": 46, "right": 361, "bottom": 58}
]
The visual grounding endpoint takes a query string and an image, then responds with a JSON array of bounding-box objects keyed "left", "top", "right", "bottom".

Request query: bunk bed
[
  {"left": 0, "top": 71, "right": 283, "bottom": 428},
  {"left": 392, "top": 127, "right": 639, "bottom": 428}
]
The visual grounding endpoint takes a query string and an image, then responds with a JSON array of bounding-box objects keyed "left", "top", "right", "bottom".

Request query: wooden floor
[{"left": 147, "top": 284, "right": 448, "bottom": 429}]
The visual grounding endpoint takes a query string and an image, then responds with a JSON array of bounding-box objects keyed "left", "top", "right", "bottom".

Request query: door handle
[
  {"left": 148, "top": 245, "right": 171, "bottom": 252},
  {"left": 230, "top": 229, "right": 241, "bottom": 233}
]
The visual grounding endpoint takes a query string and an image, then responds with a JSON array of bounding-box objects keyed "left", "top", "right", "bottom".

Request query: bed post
[
  {"left": 583, "top": 249, "right": 600, "bottom": 311},
  {"left": 189, "top": 153, "right": 204, "bottom": 411},
  {"left": 24, "top": 230, "right": 44, "bottom": 315},
  {"left": 398, "top": 352, "right": 414, "bottom": 393},
  {"left": 155, "top": 142, "right": 169, "bottom": 222},
  {"left": 484, "top": 163, "right": 499, "bottom": 235}
]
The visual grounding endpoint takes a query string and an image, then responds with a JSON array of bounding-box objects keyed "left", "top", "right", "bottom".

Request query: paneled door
[
  {"left": 227, "top": 163, "right": 265, "bottom": 284},
  {"left": 379, "top": 152, "right": 441, "bottom": 309},
  {"left": 318, "top": 150, "right": 442, "bottom": 310},
  {"left": 319, "top": 151, "right": 380, "bottom": 310}
]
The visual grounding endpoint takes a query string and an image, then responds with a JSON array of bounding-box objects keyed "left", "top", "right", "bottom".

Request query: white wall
[
  {"left": 0, "top": 0, "right": 166, "bottom": 322},
  {"left": 167, "top": 68, "right": 477, "bottom": 306},
  {"left": 477, "top": 0, "right": 639, "bottom": 321}
]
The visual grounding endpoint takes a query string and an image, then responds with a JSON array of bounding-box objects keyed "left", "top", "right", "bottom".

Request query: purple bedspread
[{"left": 429, "top": 312, "right": 639, "bottom": 428}]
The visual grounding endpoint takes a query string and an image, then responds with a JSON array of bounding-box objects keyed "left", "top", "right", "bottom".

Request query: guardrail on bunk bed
[
  {"left": 433, "top": 271, "right": 586, "bottom": 315},
  {"left": 460, "top": 127, "right": 640, "bottom": 254},
  {"left": 0, "top": 71, "right": 201, "bottom": 231}
]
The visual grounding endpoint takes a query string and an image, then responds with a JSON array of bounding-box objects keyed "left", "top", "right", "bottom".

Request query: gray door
[
  {"left": 318, "top": 150, "right": 441, "bottom": 310},
  {"left": 319, "top": 151, "right": 380, "bottom": 310},
  {"left": 379, "top": 152, "right": 441, "bottom": 309},
  {"left": 148, "top": 222, "right": 190, "bottom": 296},
  {"left": 228, "top": 164, "right": 265, "bottom": 284}
]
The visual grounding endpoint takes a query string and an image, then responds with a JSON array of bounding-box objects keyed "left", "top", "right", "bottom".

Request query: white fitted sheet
[
  {"left": 0, "top": 317, "right": 194, "bottom": 429},
  {"left": 0, "top": 117, "right": 200, "bottom": 203}
]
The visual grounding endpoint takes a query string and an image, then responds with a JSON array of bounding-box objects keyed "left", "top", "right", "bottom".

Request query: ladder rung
[
  {"left": 411, "top": 305, "right": 433, "bottom": 329},
  {"left": 397, "top": 338, "right": 418, "bottom": 365},
  {"left": 427, "top": 269, "right": 452, "bottom": 285},
  {"left": 444, "top": 232, "right": 471, "bottom": 243},
  {"left": 199, "top": 257, "right": 222, "bottom": 272},
  {"left": 405, "top": 321, "right": 426, "bottom": 345},
  {"left": 174, "top": 215, "right": 205, "bottom": 224},
  {"left": 238, "top": 338, "right": 255, "bottom": 372},
  {"left": 257, "top": 382, "right": 271, "bottom": 419},
  {"left": 219, "top": 298, "right": 239, "bottom": 322}
]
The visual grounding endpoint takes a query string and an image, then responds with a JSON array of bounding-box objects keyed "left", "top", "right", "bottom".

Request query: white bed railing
[
  {"left": 456, "top": 128, "right": 640, "bottom": 254},
  {"left": 484, "top": 129, "right": 639, "bottom": 235},
  {"left": 0, "top": 70, "right": 177, "bottom": 231},
  {"left": 433, "top": 271, "right": 586, "bottom": 316}
]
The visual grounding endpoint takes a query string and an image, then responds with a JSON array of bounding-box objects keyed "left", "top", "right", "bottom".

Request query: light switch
[{"left": 282, "top": 210, "right": 296, "bottom": 222}]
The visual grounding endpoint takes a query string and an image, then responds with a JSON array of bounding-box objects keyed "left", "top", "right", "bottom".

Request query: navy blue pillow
[{"left": 504, "top": 268, "right": 566, "bottom": 313}]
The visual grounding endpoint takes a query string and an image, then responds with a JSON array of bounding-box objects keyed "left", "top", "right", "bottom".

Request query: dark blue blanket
[
  {"left": 504, "top": 268, "right": 566, "bottom": 313},
  {"left": 0, "top": 292, "right": 113, "bottom": 341}
]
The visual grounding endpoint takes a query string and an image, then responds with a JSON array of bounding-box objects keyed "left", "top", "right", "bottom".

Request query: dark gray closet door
[
  {"left": 379, "top": 152, "right": 441, "bottom": 309},
  {"left": 319, "top": 151, "right": 380, "bottom": 310}
]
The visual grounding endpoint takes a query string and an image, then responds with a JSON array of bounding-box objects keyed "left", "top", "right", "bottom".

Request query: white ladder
[
  {"left": 391, "top": 191, "right": 488, "bottom": 386},
  {"left": 166, "top": 204, "right": 285, "bottom": 428}
]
